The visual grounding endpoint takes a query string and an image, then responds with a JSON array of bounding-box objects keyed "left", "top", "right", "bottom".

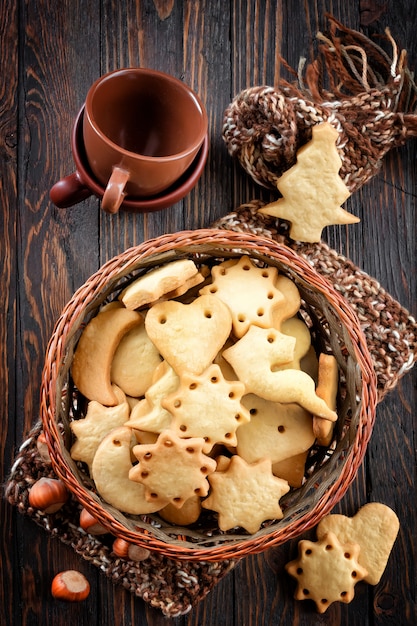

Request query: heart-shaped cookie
[
  {"left": 145, "top": 295, "right": 233, "bottom": 375},
  {"left": 316, "top": 503, "right": 400, "bottom": 585}
]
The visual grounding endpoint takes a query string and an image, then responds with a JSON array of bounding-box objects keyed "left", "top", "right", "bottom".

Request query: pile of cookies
[{"left": 69, "top": 254, "right": 340, "bottom": 535}]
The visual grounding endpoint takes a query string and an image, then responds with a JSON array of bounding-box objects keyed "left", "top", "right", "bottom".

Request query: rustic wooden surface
[{"left": 1, "top": 0, "right": 416, "bottom": 624}]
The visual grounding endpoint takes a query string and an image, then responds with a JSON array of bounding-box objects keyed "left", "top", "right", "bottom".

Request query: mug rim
[{"left": 84, "top": 67, "right": 208, "bottom": 162}]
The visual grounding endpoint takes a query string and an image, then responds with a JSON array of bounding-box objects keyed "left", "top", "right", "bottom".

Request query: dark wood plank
[
  {"left": 95, "top": 3, "right": 237, "bottom": 622},
  {"left": 11, "top": 1, "right": 103, "bottom": 625},
  {"left": 357, "top": 4, "right": 417, "bottom": 624},
  {"left": 0, "top": 1, "right": 20, "bottom": 626}
]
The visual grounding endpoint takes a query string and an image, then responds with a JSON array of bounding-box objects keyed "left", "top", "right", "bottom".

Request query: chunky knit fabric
[{"left": 223, "top": 16, "right": 417, "bottom": 193}]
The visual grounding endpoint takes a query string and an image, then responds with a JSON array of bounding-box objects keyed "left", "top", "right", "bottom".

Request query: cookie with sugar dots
[
  {"left": 129, "top": 429, "right": 216, "bottom": 509},
  {"left": 145, "top": 294, "right": 233, "bottom": 375},
  {"left": 200, "top": 255, "right": 286, "bottom": 338},
  {"left": 162, "top": 363, "right": 250, "bottom": 453},
  {"left": 202, "top": 455, "right": 290, "bottom": 534},
  {"left": 285, "top": 531, "right": 368, "bottom": 613}
]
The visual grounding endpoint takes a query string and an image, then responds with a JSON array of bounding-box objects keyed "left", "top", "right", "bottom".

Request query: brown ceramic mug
[
  {"left": 49, "top": 106, "right": 209, "bottom": 213},
  {"left": 51, "top": 68, "right": 208, "bottom": 213}
]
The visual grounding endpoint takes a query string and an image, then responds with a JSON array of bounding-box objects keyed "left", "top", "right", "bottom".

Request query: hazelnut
[
  {"left": 79, "top": 508, "right": 108, "bottom": 535},
  {"left": 36, "top": 432, "right": 51, "bottom": 464},
  {"left": 28, "top": 477, "right": 69, "bottom": 513},
  {"left": 51, "top": 570, "right": 90, "bottom": 602},
  {"left": 112, "top": 537, "right": 150, "bottom": 562}
]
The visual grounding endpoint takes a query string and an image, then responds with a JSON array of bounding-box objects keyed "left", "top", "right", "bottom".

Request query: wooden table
[{"left": 1, "top": 1, "right": 416, "bottom": 624}]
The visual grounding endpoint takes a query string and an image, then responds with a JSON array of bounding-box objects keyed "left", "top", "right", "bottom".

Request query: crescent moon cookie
[
  {"left": 71, "top": 306, "right": 143, "bottom": 406},
  {"left": 91, "top": 426, "right": 168, "bottom": 515}
]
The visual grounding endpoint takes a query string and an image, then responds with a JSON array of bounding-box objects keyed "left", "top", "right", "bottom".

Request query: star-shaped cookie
[
  {"left": 285, "top": 531, "right": 368, "bottom": 613},
  {"left": 259, "top": 122, "right": 359, "bottom": 243},
  {"left": 200, "top": 255, "right": 286, "bottom": 338},
  {"left": 162, "top": 363, "right": 250, "bottom": 452},
  {"left": 202, "top": 455, "right": 290, "bottom": 533},
  {"left": 70, "top": 385, "right": 130, "bottom": 475},
  {"left": 129, "top": 430, "right": 216, "bottom": 508}
]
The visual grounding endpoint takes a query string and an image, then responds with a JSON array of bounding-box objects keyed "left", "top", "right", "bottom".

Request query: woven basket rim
[{"left": 39, "top": 228, "right": 378, "bottom": 561}]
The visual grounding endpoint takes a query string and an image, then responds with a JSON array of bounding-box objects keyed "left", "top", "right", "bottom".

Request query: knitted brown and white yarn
[{"left": 223, "top": 16, "right": 417, "bottom": 194}]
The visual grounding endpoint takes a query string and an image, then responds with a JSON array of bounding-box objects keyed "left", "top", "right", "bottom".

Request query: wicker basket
[{"left": 40, "top": 229, "right": 377, "bottom": 562}]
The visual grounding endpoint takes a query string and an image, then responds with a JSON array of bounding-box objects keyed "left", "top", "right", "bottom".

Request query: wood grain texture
[
  {"left": 1, "top": 1, "right": 416, "bottom": 624},
  {"left": 0, "top": 2, "right": 19, "bottom": 626}
]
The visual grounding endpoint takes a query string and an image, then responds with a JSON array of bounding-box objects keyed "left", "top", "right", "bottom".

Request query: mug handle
[
  {"left": 49, "top": 172, "right": 92, "bottom": 208},
  {"left": 101, "top": 167, "right": 130, "bottom": 214}
]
